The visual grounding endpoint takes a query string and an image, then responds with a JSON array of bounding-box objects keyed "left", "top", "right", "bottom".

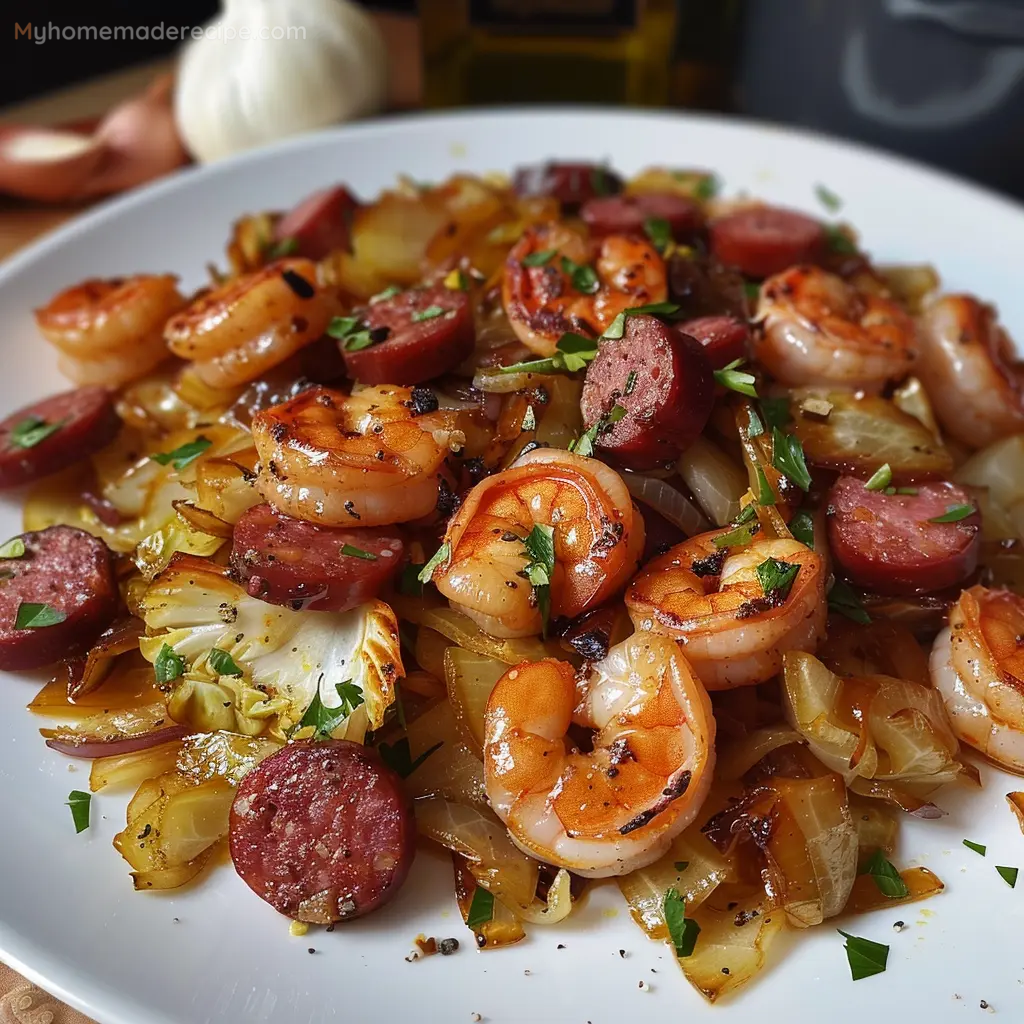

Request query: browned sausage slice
[
  {"left": 0, "top": 386, "right": 119, "bottom": 489},
  {"left": 512, "top": 162, "right": 624, "bottom": 210},
  {"left": 580, "top": 315, "right": 715, "bottom": 469},
  {"left": 710, "top": 207, "right": 826, "bottom": 279},
  {"left": 826, "top": 476, "right": 981, "bottom": 596},
  {"left": 229, "top": 740, "right": 416, "bottom": 922},
  {"left": 0, "top": 526, "right": 118, "bottom": 670},
  {"left": 674, "top": 315, "right": 750, "bottom": 369},
  {"left": 341, "top": 285, "right": 475, "bottom": 385},
  {"left": 273, "top": 186, "right": 358, "bottom": 260},
  {"left": 230, "top": 503, "right": 404, "bottom": 611},
  {"left": 581, "top": 193, "right": 703, "bottom": 241}
]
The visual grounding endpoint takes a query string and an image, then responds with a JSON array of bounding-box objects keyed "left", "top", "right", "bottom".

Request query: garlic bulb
[{"left": 174, "top": 0, "right": 389, "bottom": 164}]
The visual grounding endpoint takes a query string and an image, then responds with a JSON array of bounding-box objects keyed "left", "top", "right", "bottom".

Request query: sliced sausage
[
  {"left": 674, "top": 315, "right": 750, "bottom": 369},
  {"left": 230, "top": 503, "right": 404, "bottom": 612},
  {"left": 0, "top": 386, "right": 119, "bottom": 489},
  {"left": 512, "top": 162, "right": 624, "bottom": 211},
  {"left": 229, "top": 740, "right": 416, "bottom": 922},
  {"left": 341, "top": 285, "right": 475, "bottom": 385},
  {"left": 667, "top": 254, "right": 748, "bottom": 319},
  {"left": 273, "top": 186, "right": 358, "bottom": 260},
  {"left": 581, "top": 314, "right": 715, "bottom": 470},
  {"left": 581, "top": 193, "right": 703, "bottom": 242},
  {"left": 826, "top": 476, "right": 981, "bottom": 596},
  {"left": 0, "top": 526, "right": 118, "bottom": 671},
  {"left": 710, "top": 207, "right": 826, "bottom": 279}
]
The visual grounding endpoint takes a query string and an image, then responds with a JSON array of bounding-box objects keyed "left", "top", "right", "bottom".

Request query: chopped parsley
[
  {"left": 828, "top": 580, "right": 871, "bottom": 624},
  {"left": 466, "top": 886, "right": 495, "bottom": 929},
  {"left": 398, "top": 562, "right": 425, "bottom": 596},
  {"left": 825, "top": 224, "right": 857, "bottom": 255},
  {"left": 590, "top": 166, "right": 614, "bottom": 196},
  {"left": 14, "top": 602, "right": 66, "bottom": 629},
  {"left": 0, "top": 537, "right": 25, "bottom": 559},
  {"left": 327, "top": 315, "right": 375, "bottom": 352},
  {"left": 498, "top": 332, "right": 599, "bottom": 375},
  {"left": 521, "top": 248, "right": 557, "bottom": 267},
  {"left": 66, "top": 790, "right": 91, "bottom": 834},
  {"left": 756, "top": 557, "right": 799, "bottom": 599},
  {"left": 760, "top": 397, "right": 791, "bottom": 429},
  {"left": 369, "top": 285, "right": 402, "bottom": 303},
  {"left": 207, "top": 648, "right": 243, "bottom": 677},
  {"left": 417, "top": 543, "right": 451, "bottom": 584},
  {"left": 410, "top": 305, "right": 446, "bottom": 323},
  {"left": 663, "top": 888, "right": 700, "bottom": 957},
  {"left": 643, "top": 216, "right": 672, "bottom": 252},
  {"left": 377, "top": 736, "right": 443, "bottom": 779},
  {"left": 602, "top": 301, "right": 681, "bottom": 340},
  {"left": 771, "top": 427, "right": 812, "bottom": 491},
  {"left": 150, "top": 436, "right": 212, "bottom": 472},
  {"left": 863, "top": 464, "right": 892, "bottom": 492},
  {"left": 789, "top": 511, "right": 815, "bottom": 550},
  {"left": 861, "top": 849, "right": 910, "bottom": 899},
  {"left": 714, "top": 359, "right": 758, "bottom": 398},
  {"left": 340, "top": 544, "right": 377, "bottom": 561},
  {"left": 267, "top": 236, "right": 298, "bottom": 258},
  {"left": 570, "top": 403, "right": 625, "bottom": 457},
  {"left": 9, "top": 415, "right": 65, "bottom": 450},
  {"left": 743, "top": 281, "right": 761, "bottom": 302},
  {"left": 561, "top": 255, "right": 599, "bottom": 294},
  {"left": 815, "top": 184, "right": 842, "bottom": 212},
  {"left": 963, "top": 839, "right": 986, "bottom": 856},
  {"left": 713, "top": 522, "right": 758, "bottom": 550},
  {"left": 693, "top": 174, "right": 719, "bottom": 201},
  {"left": 996, "top": 865, "right": 1018, "bottom": 888},
  {"left": 755, "top": 467, "right": 776, "bottom": 506},
  {"left": 928, "top": 504, "right": 975, "bottom": 524},
  {"left": 838, "top": 930, "right": 888, "bottom": 981},
  {"left": 154, "top": 643, "right": 185, "bottom": 684},
  {"left": 673, "top": 861, "right": 689, "bottom": 873},
  {"left": 292, "top": 678, "right": 364, "bottom": 739},
  {"left": 746, "top": 406, "right": 765, "bottom": 438},
  {"left": 523, "top": 524, "right": 556, "bottom": 636}
]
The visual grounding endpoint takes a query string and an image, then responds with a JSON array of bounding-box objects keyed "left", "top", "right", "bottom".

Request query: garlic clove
[
  {"left": 174, "top": 0, "right": 389, "bottom": 164},
  {"left": 0, "top": 127, "right": 106, "bottom": 203}
]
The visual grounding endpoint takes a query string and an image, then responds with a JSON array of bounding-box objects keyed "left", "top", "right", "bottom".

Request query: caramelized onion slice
[{"left": 845, "top": 865, "right": 944, "bottom": 914}]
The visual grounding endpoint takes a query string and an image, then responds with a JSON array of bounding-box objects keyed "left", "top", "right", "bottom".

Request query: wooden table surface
[{"left": 0, "top": 13, "right": 421, "bottom": 262}]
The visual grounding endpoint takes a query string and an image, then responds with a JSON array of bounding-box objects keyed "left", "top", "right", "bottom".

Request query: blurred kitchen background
[{"left": 2, "top": 0, "right": 1024, "bottom": 212}]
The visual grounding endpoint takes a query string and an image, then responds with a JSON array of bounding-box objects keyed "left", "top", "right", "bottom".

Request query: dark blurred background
[{"left": 3, "top": 0, "right": 1024, "bottom": 198}]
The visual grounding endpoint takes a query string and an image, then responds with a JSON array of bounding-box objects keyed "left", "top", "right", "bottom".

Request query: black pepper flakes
[
  {"left": 409, "top": 387, "right": 439, "bottom": 416},
  {"left": 438, "top": 938, "right": 460, "bottom": 956}
]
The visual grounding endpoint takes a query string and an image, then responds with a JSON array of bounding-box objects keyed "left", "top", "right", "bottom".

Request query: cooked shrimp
[
  {"left": 754, "top": 265, "right": 917, "bottom": 392},
  {"left": 625, "top": 530, "right": 825, "bottom": 689},
  {"left": 931, "top": 585, "right": 1024, "bottom": 774},
  {"left": 502, "top": 223, "right": 667, "bottom": 357},
  {"left": 484, "top": 632, "right": 716, "bottom": 877},
  {"left": 251, "top": 384, "right": 450, "bottom": 527},
  {"left": 916, "top": 294, "right": 1024, "bottom": 449},
  {"left": 165, "top": 259, "right": 338, "bottom": 389},
  {"left": 433, "top": 447, "right": 644, "bottom": 638},
  {"left": 35, "top": 275, "right": 184, "bottom": 387}
]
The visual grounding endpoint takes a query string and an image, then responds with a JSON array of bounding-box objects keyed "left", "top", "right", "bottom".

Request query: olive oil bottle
[{"left": 419, "top": 0, "right": 678, "bottom": 107}]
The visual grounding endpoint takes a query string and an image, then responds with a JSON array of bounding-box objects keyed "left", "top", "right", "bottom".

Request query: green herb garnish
[
  {"left": 756, "top": 467, "right": 776, "bottom": 507},
  {"left": 377, "top": 737, "right": 443, "bottom": 779},
  {"left": 327, "top": 315, "right": 375, "bottom": 352},
  {"left": 674, "top": 861, "right": 689, "bottom": 872},
  {"left": 523, "top": 524, "right": 556, "bottom": 637},
  {"left": 789, "top": 511, "right": 815, "bottom": 550},
  {"left": 838, "top": 930, "right": 888, "bottom": 981},
  {"left": 207, "top": 648, "right": 243, "bottom": 677},
  {"left": 693, "top": 175, "right": 719, "bottom": 201},
  {"left": 570, "top": 403, "right": 626, "bottom": 457},
  {"left": 772, "top": 428, "right": 812, "bottom": 491},
  {"left": 522, "top": 248, "right": 557, "bottom": 267},
  {"left": 398, "top": 563, "right": 425, "bottom": 596},
  {"left": 10, "top": 416, "right": 65, "bottom": 450},
  {"left": 963, "top": 839, "right": 986, "bottom": 856},
  {"left": 154, "top": 643, "right": 185, "bottom": 684},
  {"left": 340, "top": 544, "right": 378, "bottom": 561},
  {"left": 760, "top": 397, "right": 791, "bottom": 429},
  {"left": 150, "top": 436, "right": 212, "bottom": 472},
  {"left": 828, "top": 580, "right": 871, "bottom": 624},
  {"left": 590, "top": 166, "right": 614, "bottom": 196},
  {"left": 756, "top": 557, "right": 799, "bottom": 599},
  {"left": 746, "top": 406, "right": 765, "bottom": 438},
  {"left": 713, "top": 522, "right": 758, "bottom": 550},
  {"left": 928, "top": 504, "right": 975, "bottom": 524},
  {"left": 467, "top": 886, "right": 495, "bottom": 929},
  {"left": 997, "top": 865, "right": 1018, "bottom": 888},
  {"left": 643, "top": 216, "right": 672, "bottom": 252},
  {"left": 293, "top": 679, "right": 364, "bottom": 740},
  {"left": 714, "top": 359, "right": 758, "bottom": 398},
  {"left": 825, "top": 225, "right": 857, "bottom": 255},
  {"left": 743, "top": 281, "right": 761, "bottom": 302},
  {"left": 14, "top": 602, "right": 66, "bottom": 629},
  {"left": 815, "top": 184, "right": 842, "bottom": 212},
  {"left": 410, "top": 305, "right": 446, "bottom": 323},
  {"left": 663, "top": 888, "right": 700, "bottom": 957},
  {"left": 66, "top": 790, "right": 91, "bottom": 834},
  {"left": 417, "top": 543, "right": 451, "bottom": 584},
  {"left": 498, "top": 332, "right": 599, "bottom": 376},
  {"left": 862, "top": 849, "right": 910, "bottom": 899},
  {"left": 369, "top": 285, "right": 402, "bottom": 303},
  {"left": 602, "top": 302, "right": 681, "bottom": 341},
  {"left": 561, "top": 256, "right": 599, "bottom": 294},
  {"left": 0, "top": 537, "right": 25, "bottom": 559},
  {"left": 864, "top": 464, "right": 892, "bottom": 492},
  {"left": 267, "top": 236, "right": 298, "bottom": 258}
]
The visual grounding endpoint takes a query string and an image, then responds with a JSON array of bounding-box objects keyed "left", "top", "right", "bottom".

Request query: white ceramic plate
[{"left": 1, "top": 109, "right": 1023, "bottom": 1024}]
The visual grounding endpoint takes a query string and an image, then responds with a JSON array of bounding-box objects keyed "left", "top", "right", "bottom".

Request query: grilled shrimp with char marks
[
  {"left": 754, "top": 265, "right": 917, "bottom": 392},
  {"left": 433, "top": 448, "right": 644, "bottom": 639},
  {"left": 252, "top": 384, "right": 451, "bottom": 528},
  {"left": 35, "top": 274, "right": 185, "bottom": 387},
  {"left": 502, "top": 222, "right": 668, "bottom": 357},
  {"left": 931, "top": 585, "right": 1024, "bottom": 774},
  {"left": 625, "top": 531, "right": 826, "bottom": 690},
  {"left": 484, "top": 632, "right": 716, "bottom": 877},
  {"left": 165, "top": 259, "right": 338, "bottom": 389}
]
